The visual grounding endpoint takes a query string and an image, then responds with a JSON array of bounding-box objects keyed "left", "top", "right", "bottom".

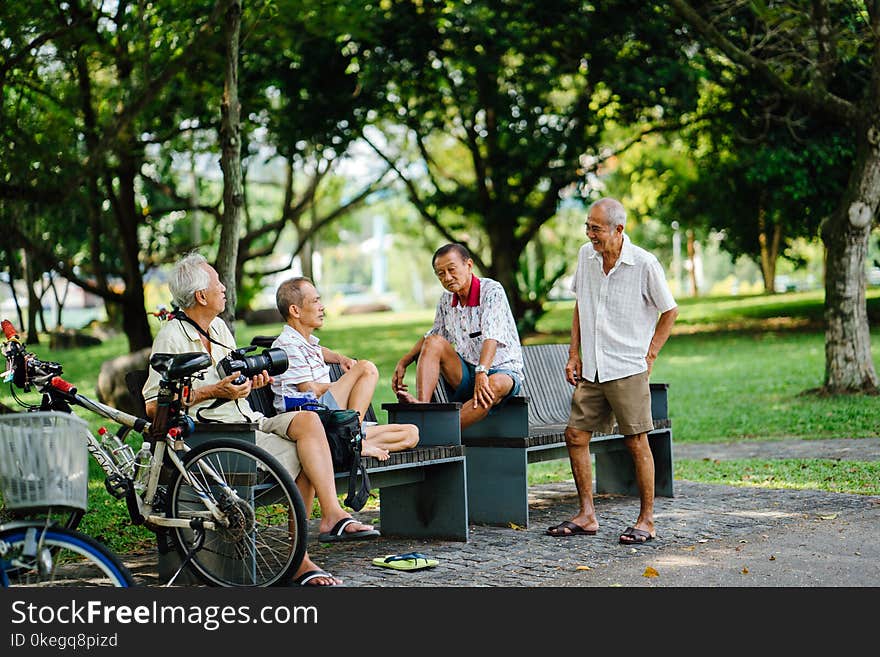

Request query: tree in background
[
  {"left": 338, "top": 0, "right": 703, "bottom": 332},
  {"left": 668, "top": 0, "right": 878, "bottom": 393},
  {"left": 0, "top": 0, "right": 233, "bottom": 350},
  {"left": 216, "top": 0, "right": 244, "bottom": 330},
  {"left": 609, "top": 79, "right": 854, "bottom": 295}
]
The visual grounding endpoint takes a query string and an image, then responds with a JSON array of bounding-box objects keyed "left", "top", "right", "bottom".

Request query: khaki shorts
[
  {"left": 256, "top": 411, "right": 303, "bottom": 480},
  {"left": 568, "top": 371, "right": 654, "bottom": 436}
]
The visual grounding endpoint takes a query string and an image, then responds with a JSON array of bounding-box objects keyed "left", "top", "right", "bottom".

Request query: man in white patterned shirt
[
  {"left": 546, "top": 198, "right": 678, "bottom": 545},
  {"left": 392, "top": 243, "right": 524, "bottom": 429}
]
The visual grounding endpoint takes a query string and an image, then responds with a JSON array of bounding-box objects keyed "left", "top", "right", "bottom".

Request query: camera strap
[
  {"left": 171, "top": 309, "right": 255, "bottom": 424},
  {"left": 170, "top": 309, "right": 235, "bottom": 351}
]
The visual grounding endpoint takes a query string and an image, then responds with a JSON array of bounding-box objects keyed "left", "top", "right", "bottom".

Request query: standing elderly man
[
  {"left": 142, "top": 252, "right": 378, "bottom": 587},
  {"left": 546, "top": 198, "right": 678, "bottom": 545},
  {"left": 392, "top": 243, "right": 524, "bottom": 429}
]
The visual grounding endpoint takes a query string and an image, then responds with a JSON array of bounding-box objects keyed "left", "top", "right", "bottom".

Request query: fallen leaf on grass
[
  {"left": 643, "top": 566, "right": 659, "bottom": 578},
  {"left": 576, "top": 565, "right": 591, "bottom": 571}
]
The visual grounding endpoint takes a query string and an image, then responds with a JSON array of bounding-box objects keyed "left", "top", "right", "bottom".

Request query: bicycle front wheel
[
  {"left": 167, "top": 438, "right": 307, "bottom": 587},
  {"left": 0, "top": 523, "right": 135, "bottom": 587}
]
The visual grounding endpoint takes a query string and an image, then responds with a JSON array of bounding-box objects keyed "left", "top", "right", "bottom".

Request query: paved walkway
[{"left": 125, "top": 437, "right": 880, "bottom": 587}]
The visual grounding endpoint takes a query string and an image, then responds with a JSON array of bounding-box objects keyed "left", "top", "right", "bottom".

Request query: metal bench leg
[
  {"left": 465, "top": 446, "right": 530, "bottom": 527},
  {"left": 594, "top": 431, "right": 675, "bottom": 498},
  {"left": 377, "top": 461, "right": 469, "bottom": 541},
  {"left": 648, "top": 429, "right": 675, "bottom": 497},
  {"left": 594, "top": 444, "right": 640, "bottom": 497}
]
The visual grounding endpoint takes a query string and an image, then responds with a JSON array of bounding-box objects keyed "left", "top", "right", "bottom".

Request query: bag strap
[
  {"left": 343, "top": 420, "right": 370, "bottom": 511},
  {"left": 344, "top": 454, "right": 371, "bottom": 511}
]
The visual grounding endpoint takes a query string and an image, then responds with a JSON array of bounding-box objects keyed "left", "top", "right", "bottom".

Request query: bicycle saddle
[{"left": 150, "top": 352, "right": 212, "bottom": 379}]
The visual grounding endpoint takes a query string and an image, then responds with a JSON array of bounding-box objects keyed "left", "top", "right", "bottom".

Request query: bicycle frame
[{"left": 1, "top": 326, "right": 242, "bottom": 535}]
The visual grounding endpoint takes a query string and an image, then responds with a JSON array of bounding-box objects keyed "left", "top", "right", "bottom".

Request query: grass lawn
[{"left": 2, "top": 288, "right": 879, "bottom": 552}]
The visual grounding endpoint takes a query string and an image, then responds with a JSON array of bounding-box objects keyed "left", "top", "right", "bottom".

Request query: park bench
[{"left": 383, "top": 343, "right": 673, "bottom": 528}]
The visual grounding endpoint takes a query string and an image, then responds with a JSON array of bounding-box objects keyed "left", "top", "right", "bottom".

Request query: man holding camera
[{"left": 142, "top": 253, "right": 378, "bottom": 587}]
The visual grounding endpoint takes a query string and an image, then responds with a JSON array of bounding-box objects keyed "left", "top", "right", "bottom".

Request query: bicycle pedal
[{"left": 103, "top": 473, "right": 130, "bottom": 499}]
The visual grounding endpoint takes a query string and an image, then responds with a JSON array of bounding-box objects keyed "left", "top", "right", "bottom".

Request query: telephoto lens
[{"left": 217, "top": 347, "right": 288, "bottom": 384}]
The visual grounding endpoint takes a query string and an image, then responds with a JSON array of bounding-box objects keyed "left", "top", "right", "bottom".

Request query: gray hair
[
  {"left": 276, "top": 277, "right": 314, "bottom": 319},
  {"left": 170, "top": 252, "right": 210, "bottom": 309},
  {"left": 590, "top": 198, "right": 627, "bottom": 229}
]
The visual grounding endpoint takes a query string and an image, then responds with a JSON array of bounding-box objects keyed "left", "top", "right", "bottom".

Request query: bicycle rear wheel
[
  {"left": 0, "top": 523, "right": 134, "bottom": 587},
  {"left": 167, "top": 438, "right": 307, "bottom": 587}
]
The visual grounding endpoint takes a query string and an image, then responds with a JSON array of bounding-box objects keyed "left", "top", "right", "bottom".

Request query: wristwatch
[{"left": 474, "top": 364, "right": 489, "bottom": 375}]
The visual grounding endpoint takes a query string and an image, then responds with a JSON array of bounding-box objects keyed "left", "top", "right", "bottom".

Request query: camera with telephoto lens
[{"left": 216, "top": 346, "right": 288, "bottom": 385}]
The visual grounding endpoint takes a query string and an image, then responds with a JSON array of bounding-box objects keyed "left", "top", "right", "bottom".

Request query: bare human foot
[
  {"left": 361, "top": 441, "right": 390, "bottom": 461},
  {"left": 319, "top": 515, "right": 375, "bottom": 536},
  {"left": 292, "top": 558, "right": 342, "bottom": 586},
  {"left": 395, "top": 390, "right": 419, "bottom": 404}
]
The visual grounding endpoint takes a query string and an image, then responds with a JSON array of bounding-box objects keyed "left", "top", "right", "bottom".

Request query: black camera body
[{"left": 216, "top": 346, "right": 288, "bottom": 385}]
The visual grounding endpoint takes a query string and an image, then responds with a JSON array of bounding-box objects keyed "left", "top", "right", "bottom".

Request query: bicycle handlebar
[
  {"left": 2, "top": 319, "right": 17, "bottom": 341},
  {"left": 1, "top": 319, "right": 151, "bottom": 435}
]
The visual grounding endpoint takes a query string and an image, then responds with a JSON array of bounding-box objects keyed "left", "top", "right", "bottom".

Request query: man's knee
[
  {"left": 565, "top": 426, "right": 592, "bottom": 447},
  {"left": 421, "top": 334, "right": 449, "bottom": 357},
  {"left": 403, "top": 424, "right": 419, "bottom": 449},
  {"left": 623, "top": 432, "right": 649, "bottom": 452},
  {"left": 488, "top": 374, "right": 514, "bottom": 404},
  {"left": 354, "top": 359, "right": 378, "bottom": 379},
  {"left": 287, "top": 410, "right": 324, "bottom": 440}
]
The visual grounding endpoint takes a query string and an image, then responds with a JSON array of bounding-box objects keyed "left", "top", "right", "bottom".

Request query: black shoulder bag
[{"left": 292, "top": 400, "right": 371, "bottom": 511}]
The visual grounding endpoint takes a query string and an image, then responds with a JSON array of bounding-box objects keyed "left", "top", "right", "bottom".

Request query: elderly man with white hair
[
  {"left": 546, "top": 198, "right": 678, "bottom": 545},
  {"left": 142, "top": 252, "right": 379, "bottom": 587}
]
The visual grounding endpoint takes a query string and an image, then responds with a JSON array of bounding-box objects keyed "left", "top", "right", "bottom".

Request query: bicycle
[
  {"left": 0, "top": 320, "right": 307, "bottom": 587},
  {"left": 0, "top": 411, "right": 135, "bottom": 587}
]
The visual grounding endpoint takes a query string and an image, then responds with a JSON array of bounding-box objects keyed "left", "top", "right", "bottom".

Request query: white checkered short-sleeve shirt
[{"left": 571, "top": 234, "right": 677, "bottom": 382}]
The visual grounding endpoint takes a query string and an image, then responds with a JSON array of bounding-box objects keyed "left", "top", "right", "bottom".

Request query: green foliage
[{"left": 333, "top": 0, "right": 703, "bottom": 321}]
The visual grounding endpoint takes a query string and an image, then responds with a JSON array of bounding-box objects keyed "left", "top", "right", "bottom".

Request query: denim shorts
[{"left": 443, "top": 353, "right": 523, "bottom": 413}]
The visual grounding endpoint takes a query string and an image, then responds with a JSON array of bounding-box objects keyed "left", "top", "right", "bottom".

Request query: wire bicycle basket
[{"left": 0, "top": 411, "right": 90, "bottom": 512}]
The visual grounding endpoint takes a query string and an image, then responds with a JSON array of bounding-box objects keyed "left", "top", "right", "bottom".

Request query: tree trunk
[
  {"left": 821, "top": 131, "right": 880, "bottom": 392},
  {"left": 757, "top": 206, "right": 782, "bottom": 294},
  {"left": 686, "top": 229, "right": 698, "bottom": 297},
  {"left": 4, "top": 251, "right": 26, "bottom": 331},
  {"left": 116, "top": 140, "right": 153, "bottom": 352},
  {"left": 485, "top": 226, "right": 534, "bottom": 332},
  {"left": 23, "top": 250, "right": 40, "bottom": 344},
  {"left": 216, "top": 0, "right": 243, "bottom": 334},
  {"left": 301, "top": 238, "right": 314, "bottom": 282}
]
